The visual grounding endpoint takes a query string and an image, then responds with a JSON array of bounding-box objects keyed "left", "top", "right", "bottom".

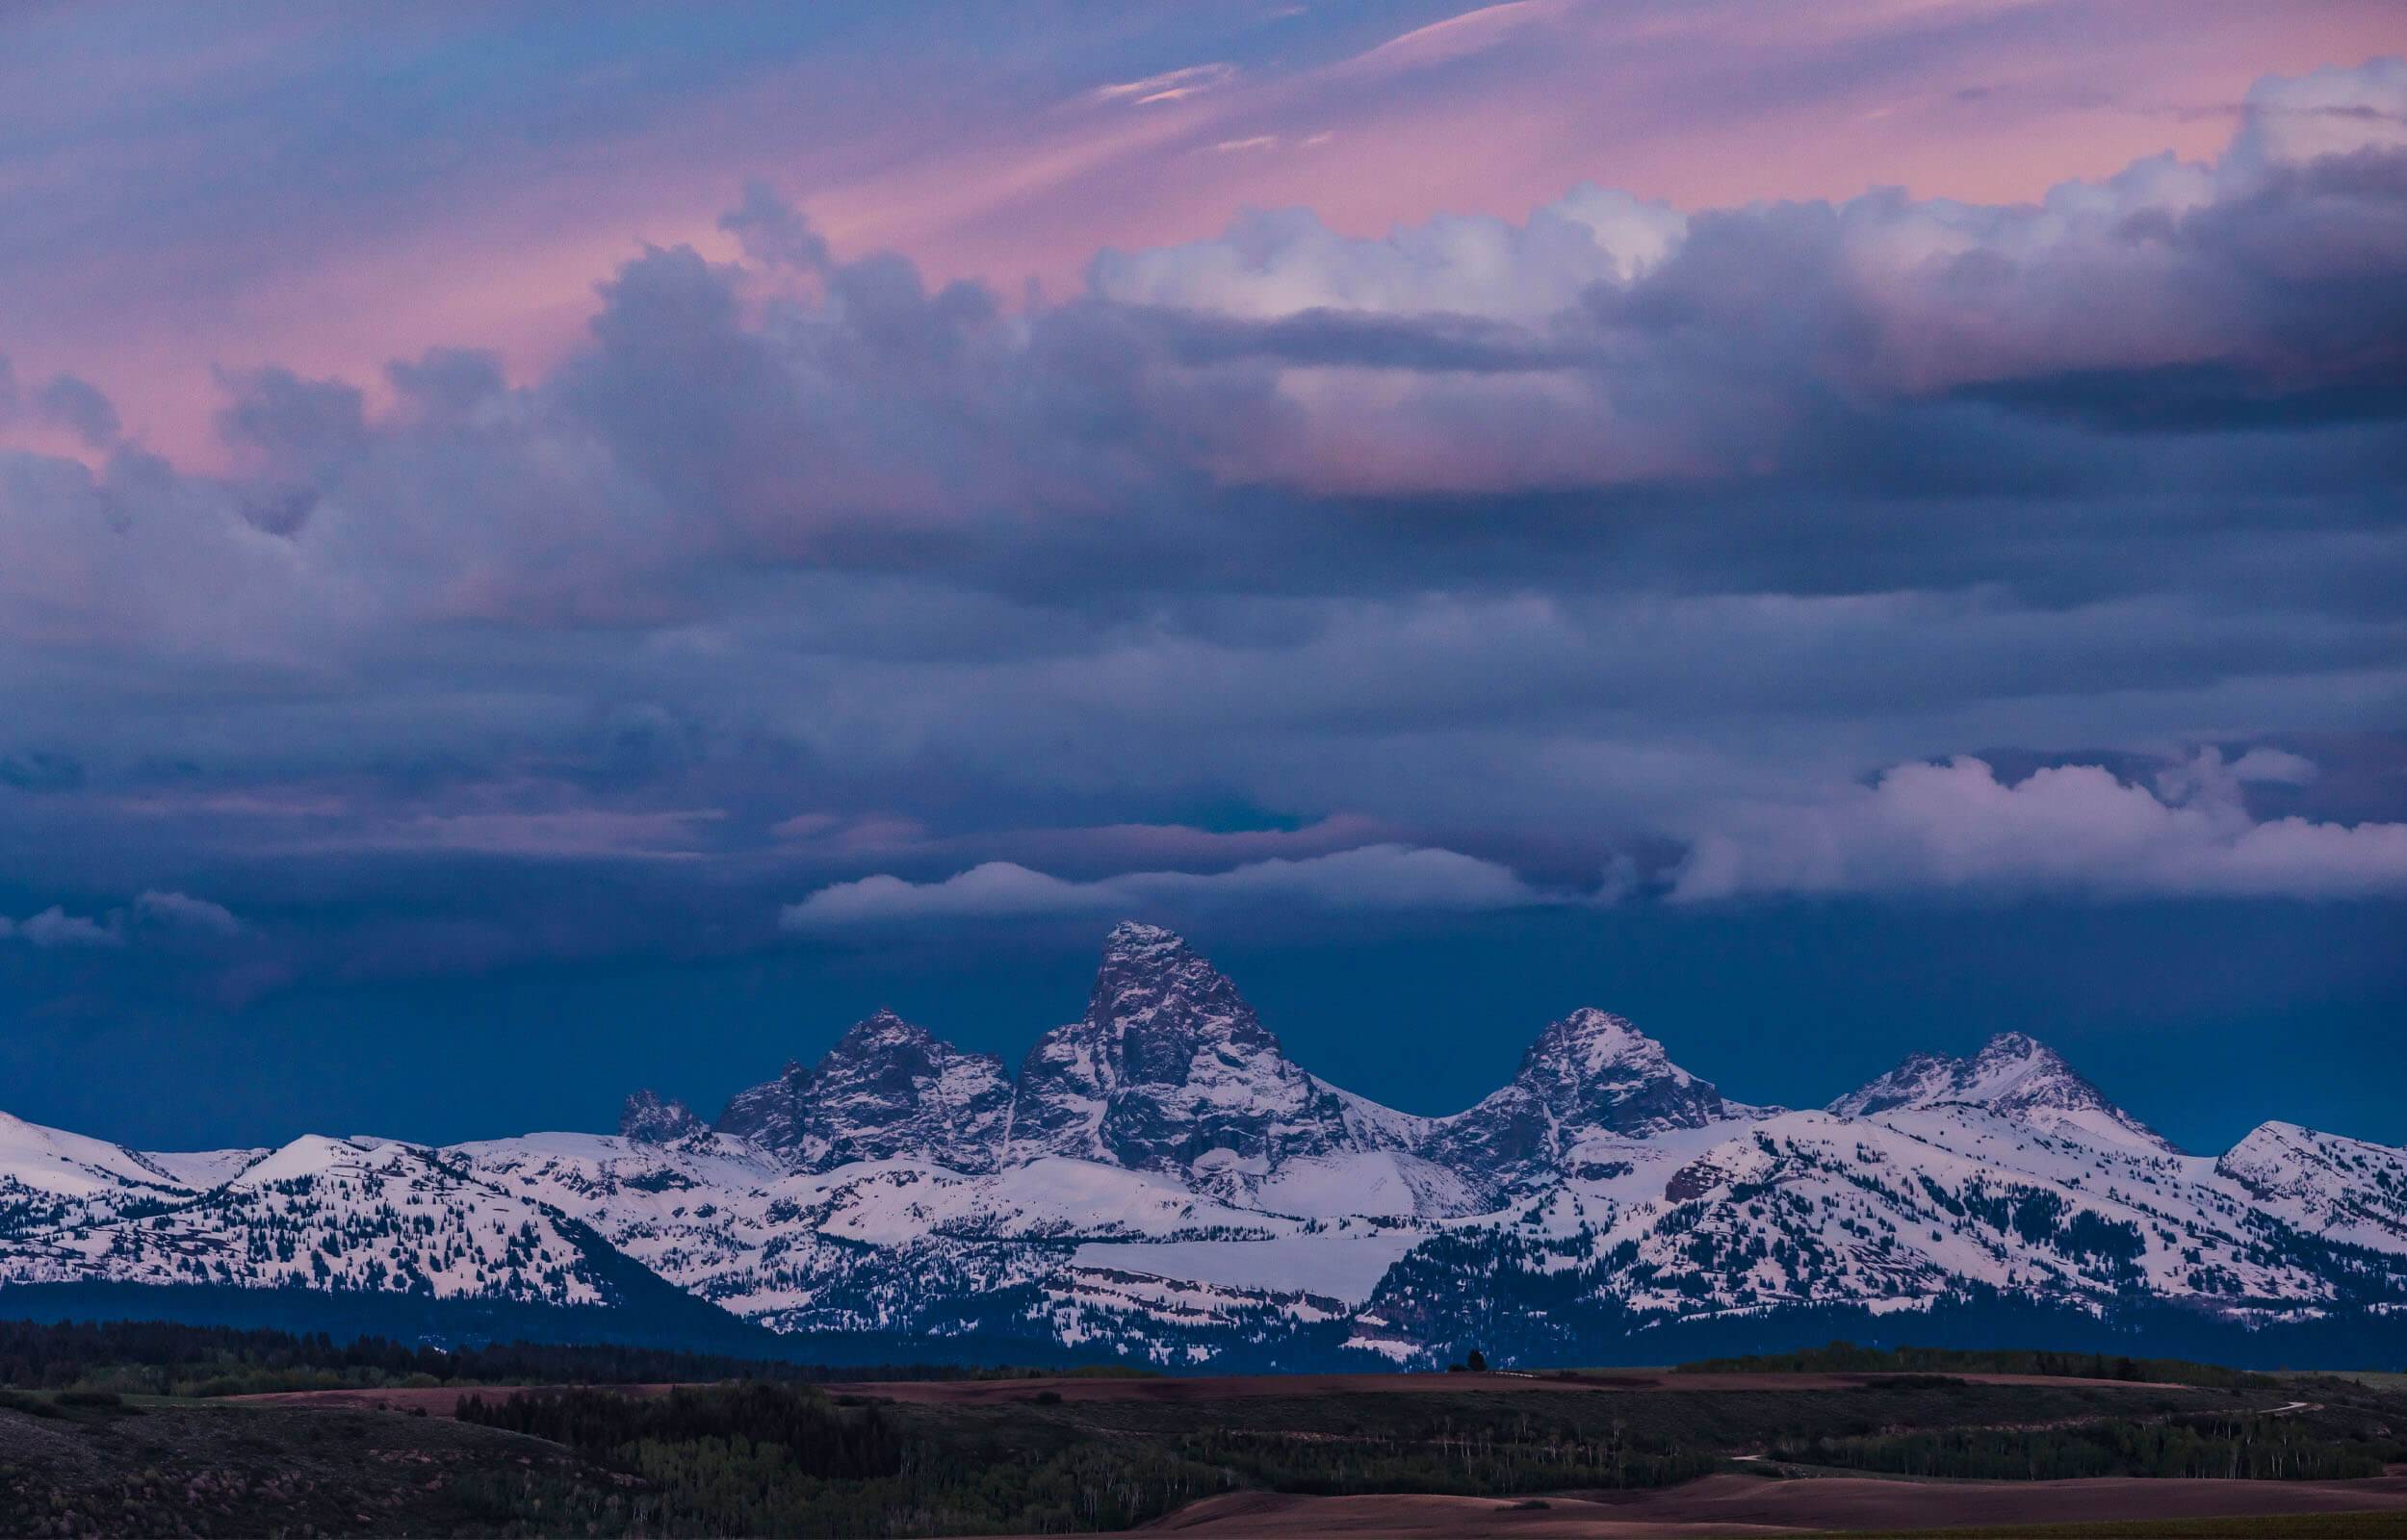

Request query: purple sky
[{"left": 0, "top": 4, "right": 2402, "bottom": 1150}]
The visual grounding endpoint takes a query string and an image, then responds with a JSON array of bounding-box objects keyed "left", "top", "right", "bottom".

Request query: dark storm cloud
[{"left": 0, "top": 59, "right": 2404, "bottom": 976}]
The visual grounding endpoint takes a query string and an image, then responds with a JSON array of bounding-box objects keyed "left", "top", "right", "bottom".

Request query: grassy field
[{"left": 2294, "top": 1371, "right": 2407, "bottom": 1395}]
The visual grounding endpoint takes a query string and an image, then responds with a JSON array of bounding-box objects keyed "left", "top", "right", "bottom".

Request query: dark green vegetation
[
  {"left": 0, "top": 1280, "right": 1101, "bottom": 1369},
  {"left": 0, "top": 1392, "right": 611, "bottom": 1539},
  {"left": 1677, "top": 1340, "right": 2278, "bottom": 1390},
  {"left": 0, "top": 1316, "right": 1126, "bottom": 1399},
  {"left": 460, "top": 1383, "right": 1221, "bottom": 1535},
  {"left": 5, "top": 1320, "right": 2407, "bottom": 1536}
]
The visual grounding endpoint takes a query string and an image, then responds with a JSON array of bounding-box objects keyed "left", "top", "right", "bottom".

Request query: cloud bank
[
  {"left": 1674, "top": 753, "right": 2407, "bottom": 902},
  {"left": 0, "top": 58, "right": 2402, "bottom": 974}
]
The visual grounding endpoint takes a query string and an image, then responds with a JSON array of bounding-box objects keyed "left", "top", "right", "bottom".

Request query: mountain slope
[{"left": 2217, "top": 1120, "right": 2407, "bottom": 1253}]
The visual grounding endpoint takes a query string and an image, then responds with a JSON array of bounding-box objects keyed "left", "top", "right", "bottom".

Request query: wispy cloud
[{"left": 1091, "top": 62, "right": 1236, "bottom": 107}]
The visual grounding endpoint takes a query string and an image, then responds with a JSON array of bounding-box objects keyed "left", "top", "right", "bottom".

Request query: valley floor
[{"left": 13, "top": 1361, "right": 2407, "bottom": 1537}]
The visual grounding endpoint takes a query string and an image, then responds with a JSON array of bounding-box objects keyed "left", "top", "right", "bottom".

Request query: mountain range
[{"left": 5, "top": 922, "right": 2404, "bottom": 1369}]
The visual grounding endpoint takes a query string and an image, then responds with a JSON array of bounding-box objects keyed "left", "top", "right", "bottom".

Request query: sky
[{"left": 1, "top": 2, "right": 2402, "bottom": 1156}]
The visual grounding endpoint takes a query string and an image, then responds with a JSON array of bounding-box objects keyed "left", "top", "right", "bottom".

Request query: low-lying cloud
[
  {"left": 0, "top": 890, "right": 246, "bottom": 948},
  {"left": 1672, "top": 752, "right": 2407, "bottom": 902}
]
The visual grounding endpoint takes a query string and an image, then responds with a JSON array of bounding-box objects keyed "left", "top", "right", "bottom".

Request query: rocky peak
[
  {"left": 1089, "top": 922, "right": 1283, "bottom": 1072},
  {"left": 715, "top": 1061, "right": 813, "bottom": 1152},
  {"left": 1832, "top": 1032, "right": 2175, "bottom": 1154},
  {"left": 716, "top": 1012, "right": 1014, "bottom": 1173},
  {"left": 832, "top": 1007, "right": 928, "bottom": 1054},
  {"left": 1520, "top": 1009, "right": 1685, "bottom": 1087},
  {"left": 1424, "top": 1007, "right": 1731, "bottom": 1190},
  {"left": 618, "top": 1090, "right": 701, "bottom": 1144},
  {"left": 1513, "top": 1007, "right": 1726, "bottom": 1131},
  {"left": 1007, "top": 923, "right": 1363, "bottom": 1175}
]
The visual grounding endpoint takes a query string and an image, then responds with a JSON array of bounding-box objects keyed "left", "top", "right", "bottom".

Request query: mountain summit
[
  {"left": 715, "top": 1009, "right": 1013, "bottom": 1172},
  {"left": 1006, "top": 921, "right": 1369, "bottom": 1176},
  {"left": 1831, "top": 1031, "right": 2174, "bottom": 1153},
  {"left": 1425, "top": 1008, "right": 1739, "bottom": 1187}
]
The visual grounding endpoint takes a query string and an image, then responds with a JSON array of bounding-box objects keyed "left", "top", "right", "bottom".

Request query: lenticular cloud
[{"left": 781, "top": 843, "right": 1563, "bottom": 929}]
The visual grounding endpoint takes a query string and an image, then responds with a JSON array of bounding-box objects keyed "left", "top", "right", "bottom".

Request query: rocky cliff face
[{"left": 619, "top": 1090, "right": 702, "bottom": 1144}]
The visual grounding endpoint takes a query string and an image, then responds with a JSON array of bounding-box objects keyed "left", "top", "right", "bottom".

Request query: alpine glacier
[{"left": 4, "top": 922, "right": 2402, "bottom": 1369}]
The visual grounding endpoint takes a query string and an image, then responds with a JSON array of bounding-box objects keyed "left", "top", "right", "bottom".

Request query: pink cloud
[{"left": 13, "top": 5, "right": 2400, "bottom": 468}]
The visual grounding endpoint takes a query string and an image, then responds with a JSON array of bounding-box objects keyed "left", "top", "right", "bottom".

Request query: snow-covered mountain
[
  {"left": 2216, "top": 1120, "right": 2407, "bottom": 1253},
  {"left": 4, "top": 922, "right": 2402, "bottom": 1369},
  {"left": 1830, "top": 1031, "right": 2174, "bottom": 1154},
  {"left": 1422, "top": 1007, "right": 1750, "bottom": 1194},
  {"left": 0, "top": 1132, "right": 646, "bottom": 1308}
]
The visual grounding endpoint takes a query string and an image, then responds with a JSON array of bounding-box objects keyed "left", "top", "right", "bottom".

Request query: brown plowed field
[{"left": 1143, "top": 1473, "right": 2407, "bottom": 1535}]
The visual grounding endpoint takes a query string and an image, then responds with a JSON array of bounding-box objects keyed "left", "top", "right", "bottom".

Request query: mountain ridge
[{"left": 5, "top": 922, "right": 2401, "bottom": 1372}]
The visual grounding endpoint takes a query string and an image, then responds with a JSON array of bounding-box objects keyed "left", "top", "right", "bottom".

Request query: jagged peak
[
  {"left": 1105, "top": 919, "right": 1181, "bottom": 948},
  {"left": 1086, "top": 923, "right": 1263, "bottom": 1040},
  {"left": 619, "top": 1089, "right": 701, "bottom": 1144},
  {"left": 1097, "top": 921, "right": 1197, "bottom": 977},
  {"left": 1973, "top": 1030, "right": 2059, "bottom": 1067},
  {"left": 829, "top": 1008, "right": 936, "bottom": 1054}
]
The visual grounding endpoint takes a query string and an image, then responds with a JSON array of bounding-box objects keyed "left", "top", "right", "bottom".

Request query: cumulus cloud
[
  {"left": 781, "top": 843, "right": 1569, "bottom": 929},
  {"left": 0, "top": 59, "right": 2401, "bottom": 978},
  {"left": 1088, "top": 55, "right": 2407, "bottom": 489},
  {"left": 1092, "top": 185, "right": 1685, "bottom": 321},
  {"left": 1671, "top": 752, "right": 2407, "bottom": 902}
]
